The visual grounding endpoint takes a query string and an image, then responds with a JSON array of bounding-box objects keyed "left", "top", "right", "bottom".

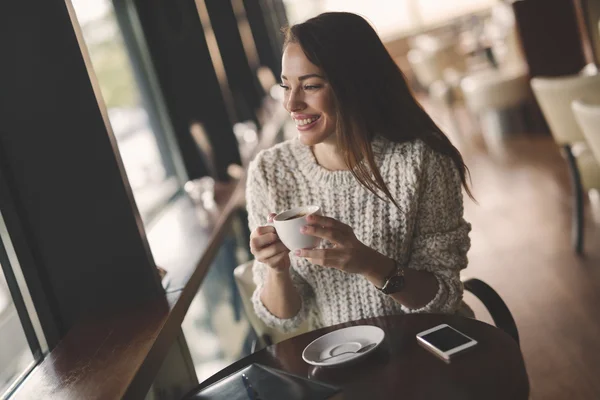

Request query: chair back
[
  {"left": 233, "top": 261, "right": 309, "bottom": 347},
  {"left": 463, "top": 278, "right": 520, "bottom": 346},
  {"left": 573, "top": 99, "right": 600, "bottom": 166},
  {"left": 502, "top": 26, "right": 526, "bottom": 70},
  {"left": 530, "top": 73, "right": 600, "bottom": 145},
  {"left": 407, "top": 48, "right": 445, "bottom": 88},
  {"left": 407, "top": 37, "right": 465, "bottom": 89},
  {"left": 461, "top": 65, "right": 529, "bottom": 113}
]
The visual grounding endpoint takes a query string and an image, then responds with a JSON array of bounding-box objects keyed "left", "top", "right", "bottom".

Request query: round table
[{"left": 189, "top": 314, "right": 529, "bottom": 400}]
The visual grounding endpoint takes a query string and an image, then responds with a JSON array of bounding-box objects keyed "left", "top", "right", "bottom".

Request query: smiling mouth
[{"left": 294, "top": 116, "right": 321, "bottom": 129}]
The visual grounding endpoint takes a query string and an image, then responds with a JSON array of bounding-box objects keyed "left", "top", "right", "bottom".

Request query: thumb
[{"left": 267, "top": 213, "right": 277, "bottom": 223}]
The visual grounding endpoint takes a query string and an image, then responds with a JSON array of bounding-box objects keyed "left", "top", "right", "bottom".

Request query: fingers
[
  {"left": 255, "top": 241, "right": 288, "bottom": 262},
  {"left": 250, "top": 232, "right": 278, "bottom": 251},
  {"left": 301, "top": 224, "right": 346, "bottom": 245},
  {"left": 262, "top": 251, "right": 289, "bottom": 267},
  {"left": 295, "top": 248, "right": 347, "bottom": 267},
  {"left": 249, "top": 212, "right": 277, "bottom": 241},
  {"left": 305, "top": 213, "right": 349, "bottom": 231},
  {"left": 250, "top": 224, "right": 276, "bottom": 240}
]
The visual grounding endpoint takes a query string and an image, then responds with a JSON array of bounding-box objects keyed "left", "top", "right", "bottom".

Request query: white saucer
[{"left": 302, "top": 325, "right": 385, "bottom": 367}]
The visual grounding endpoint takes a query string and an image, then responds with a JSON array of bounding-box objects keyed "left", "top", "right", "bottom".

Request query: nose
[{"left": 285, "top": 88, "right": 305, "bottom": 113}]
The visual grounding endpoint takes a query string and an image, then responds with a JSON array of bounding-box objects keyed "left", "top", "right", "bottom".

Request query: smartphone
[{"left": 416, "top": 324, "right": 477, "bottom": 362}]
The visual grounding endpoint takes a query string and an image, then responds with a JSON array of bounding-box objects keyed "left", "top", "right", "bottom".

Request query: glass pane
[
  {"left": 0, "top": 266, "right": 34, "bottom": 395},
  {"left": 181, "top": 219, "right": 252, "bottom": 382},
  {"left": 70, "top": 0, "right": 180, "bottom": 224}
]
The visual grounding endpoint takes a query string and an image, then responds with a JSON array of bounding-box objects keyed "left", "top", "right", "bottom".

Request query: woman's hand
[
  {"left": 250, "top": 213, "right": 291, "bottom": 273},
  {"left": 295, "top": 214, "right": 386, "bottom": 276}
]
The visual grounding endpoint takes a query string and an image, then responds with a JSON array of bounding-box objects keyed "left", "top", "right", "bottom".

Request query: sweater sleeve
[
  {"left": 401, "top": 147, "right": 471, "bottom": 314},
  {"left": 246, "top": 155, "right": 313, "bottom": 333}
]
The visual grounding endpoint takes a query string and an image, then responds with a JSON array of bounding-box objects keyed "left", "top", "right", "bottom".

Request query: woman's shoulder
[
  {"left": 250, "top": 139, "right": 294, "bottom": 166},
  {"left": 377, "top": 136, "right": 437, "bottom": 167},
  {"left": 248, "top": 139, "right": 300, "bottom": 183},
  {"left": 377, "top": 136, "right": 458, "bottom": 190}
]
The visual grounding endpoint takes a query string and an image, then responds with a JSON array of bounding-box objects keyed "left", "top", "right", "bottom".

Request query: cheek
[{"left": 319, "top": 93, "right": 336, "bottom": 121}]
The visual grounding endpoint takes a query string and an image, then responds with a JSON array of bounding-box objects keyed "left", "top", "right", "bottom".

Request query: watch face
[{"left": 383, "top": 275, "right": 405, "bottom": 294}]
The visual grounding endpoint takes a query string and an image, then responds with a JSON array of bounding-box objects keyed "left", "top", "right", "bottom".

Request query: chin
[{"left": 297, "top": 129, "right": 335, "bottom": 146}]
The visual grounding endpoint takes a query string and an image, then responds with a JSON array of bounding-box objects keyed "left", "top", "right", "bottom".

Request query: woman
[{"left": 247, "top": 12, "right": 473, "bottom": 333}]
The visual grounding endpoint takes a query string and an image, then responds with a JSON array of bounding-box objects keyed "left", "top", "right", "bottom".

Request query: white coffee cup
[{"left": 268, "top": 205, "right": 322, "bottom": 251}]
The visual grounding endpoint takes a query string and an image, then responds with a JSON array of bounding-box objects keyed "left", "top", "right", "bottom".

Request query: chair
[
  {"left": 407, "top": 47, "right": 445, "bottom": 90},
  {"left": 572, "top": 99, "right": 600, "bottom": 165},
  {"left": 460, "top": 64, "right": 531, "bottom": 143},
  {"left": 407, "top": 38, "right": 466, "bottom": 135},
  {"left": 485, "top": 1, "right": 526, "bottom": 71},
  {"left": 463, "top": 278, "right": 520, "bottom": 346},
  {"left": 531, "top": 73, "right": 600, "bottom": 254},
  {"left": 407, "top": 36, "right": 466, "bottom": 91},
  {"left": 234, "top": 261, "right": 310, "bottom": 351},
  {"left": 235, "top": 260, "right": 519, "bottom": 349}
]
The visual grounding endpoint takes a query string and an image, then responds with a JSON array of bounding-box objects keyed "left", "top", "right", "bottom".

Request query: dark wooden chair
[{"left": 463, "top": 278, "right": 520, "bottom": 346}]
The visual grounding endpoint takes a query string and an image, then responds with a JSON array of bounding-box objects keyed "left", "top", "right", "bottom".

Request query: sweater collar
[{"left": 293, "top": 135, "right": 389, "bottom": 187}]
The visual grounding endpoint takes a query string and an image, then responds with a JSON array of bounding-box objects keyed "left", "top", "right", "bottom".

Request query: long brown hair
[{"left": 283, "top": 12, "right": 474, "bottom": 205}]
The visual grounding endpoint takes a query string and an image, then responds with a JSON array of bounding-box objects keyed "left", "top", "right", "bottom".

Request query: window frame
[
  {"left": 0, "top": 168, "right": 55, "bottom": 398},
  {"left": 74, "top": 0, "right": 191, "bottom": 225}
]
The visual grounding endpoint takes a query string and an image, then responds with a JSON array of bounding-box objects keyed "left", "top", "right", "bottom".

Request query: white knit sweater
[{"left": 246, "top": 136, "right": 472, "bottom": 333}]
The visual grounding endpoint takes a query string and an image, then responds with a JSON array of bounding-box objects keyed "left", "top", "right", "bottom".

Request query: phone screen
[{"left": 421, "top": 326, "right": 472, "bottom": 352}]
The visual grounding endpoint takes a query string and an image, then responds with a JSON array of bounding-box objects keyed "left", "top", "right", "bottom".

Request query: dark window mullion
[
  {"left": 0, "top": 233, "right": 42, "bottom": 361},
  {"left": 0, "top": 164, "right": 58, "bottom": 351}
]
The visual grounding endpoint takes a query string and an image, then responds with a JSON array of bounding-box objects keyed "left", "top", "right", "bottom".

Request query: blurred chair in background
[
  {"left": 485, "top": 0, "right": 526, "bottom": 71},
  {"left": 573, "top": 98, "right": 600, "bottom": 223},
  {"left": 573, "top": 99, "right": 600, "bottom": 164},
  {"left": 531, "top": 73, "right": 600, "bottom": 254},
  {"left": 458, "top": 1, "right": 532, "bottom": 146},
  {"left": 407, "top": 36, "right": 466, "bottom": 92},
  {"left": 460, "top": 64, "right": 531, "bottom": 147},
  {"left": 407, "top": 35, "right": 466, "bottom": 135},
  {"left": 407, "top": 47, "right": 446, "bottom": 90}
]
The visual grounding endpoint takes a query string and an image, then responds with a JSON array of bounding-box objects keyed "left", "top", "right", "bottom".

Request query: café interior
[{"left": 1, "top": 0, "right": 600, "bottom": 399}]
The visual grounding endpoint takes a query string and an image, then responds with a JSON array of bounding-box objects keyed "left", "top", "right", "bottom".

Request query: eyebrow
[{"left": 280, "top": 73, "right": 325, "bottom": 81}]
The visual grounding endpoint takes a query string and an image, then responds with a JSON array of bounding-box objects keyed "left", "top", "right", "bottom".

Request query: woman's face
[{"left": 281, "top": 43, "right": 337, "bottom": 146}]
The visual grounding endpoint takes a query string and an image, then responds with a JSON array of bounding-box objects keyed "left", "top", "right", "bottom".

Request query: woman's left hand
[{"left": 294, "top": 213, "right": 383, "bottom": 275}]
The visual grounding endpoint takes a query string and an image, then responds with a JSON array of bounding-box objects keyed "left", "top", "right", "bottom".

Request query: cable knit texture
[{"left": 246, "top": 135, "right": 472, "bottom": 333}]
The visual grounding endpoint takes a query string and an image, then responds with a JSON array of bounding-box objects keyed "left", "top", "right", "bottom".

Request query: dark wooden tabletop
[{"left": 188, "top": 314, "right": 529, "bottom": 400}]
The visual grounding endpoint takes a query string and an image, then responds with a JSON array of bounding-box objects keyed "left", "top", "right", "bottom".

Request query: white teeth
[{"left": 295, "top": 116, "right": 319, "bottom": 126}]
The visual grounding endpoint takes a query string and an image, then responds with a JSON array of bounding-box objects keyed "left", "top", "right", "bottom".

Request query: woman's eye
[
  {"left": 279, "top": 84, "right": 290, "bottom": 91},
  {"left": 304, "top": 85, "right": 321, "bottom": 90}
]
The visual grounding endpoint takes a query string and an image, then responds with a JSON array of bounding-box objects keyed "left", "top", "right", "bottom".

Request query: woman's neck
[{"left": 312, "top": 139, "right": 348, "bottom": 171}]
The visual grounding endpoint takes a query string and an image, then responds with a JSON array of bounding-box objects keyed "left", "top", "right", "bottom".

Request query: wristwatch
[{"left": 376, "top": 260, "right": 405, "bottom": 295}]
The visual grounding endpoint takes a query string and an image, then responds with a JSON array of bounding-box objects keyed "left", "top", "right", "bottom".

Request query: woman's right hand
[{"left": 250, "top": 213, "right": 291, "bottom": 272}]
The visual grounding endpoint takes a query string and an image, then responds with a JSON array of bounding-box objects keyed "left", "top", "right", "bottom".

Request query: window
[
  {"left": 0, "top": 272, "right": 33, "bottom": 396},
  {"left": 0, "top": 211, "right": 45, "bottom": 398},
  {"left": 70, "top": 0, "right": 183, "bottom": 225}
]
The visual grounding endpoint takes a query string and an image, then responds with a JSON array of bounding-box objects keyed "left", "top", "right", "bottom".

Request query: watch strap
[{"left": 377, "top": 260, "right": 405, "bottom": 294}]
